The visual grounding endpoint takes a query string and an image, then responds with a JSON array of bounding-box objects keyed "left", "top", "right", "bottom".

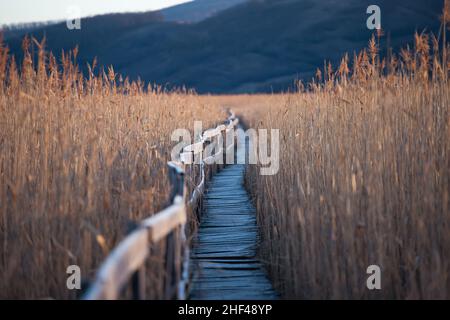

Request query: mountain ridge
[
  {"left": 3, "top": 0, "right": 443, "bottom": 93},
  {"left": 160, "top": 0, "right": 248, "bottom": 23}
]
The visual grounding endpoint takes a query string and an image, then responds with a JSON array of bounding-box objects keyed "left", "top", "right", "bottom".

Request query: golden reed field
[
  {"left": 231, "top": 32, "right": 450, "bottom": 299},
  {"left": 1, "top": 12, "right": 449, "bottom": 299},
  {"left": 0, "top": 35, "right": 225, "bottom": 298}
]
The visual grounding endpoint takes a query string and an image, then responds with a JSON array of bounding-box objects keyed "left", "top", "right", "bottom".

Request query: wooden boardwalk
[{"left": 189, "top": 139, "right": 277, "bottom": 300}]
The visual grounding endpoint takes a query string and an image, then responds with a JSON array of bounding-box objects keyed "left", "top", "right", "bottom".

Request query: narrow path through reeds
[{"left": 189, "top": 136, "right": 277, "bottom": 300}]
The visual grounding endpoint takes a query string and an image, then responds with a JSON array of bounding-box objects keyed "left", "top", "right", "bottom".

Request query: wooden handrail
[
  {"left": 82, "top": 111, "right": 238, "bottom": 300},
  {"left": 141, "top": 197, "right": 185, "bottom": 243},
  {"left": 83, "top": 228, "right": 149, "bottom": 300}
]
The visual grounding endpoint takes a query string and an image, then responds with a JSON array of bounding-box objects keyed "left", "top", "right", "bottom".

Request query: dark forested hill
[
  {"left": 160, "top": 0, "right": 248, "bottom": 23},
  {"left": 3, "top": 0, "right": 443, "bottom": 93}
]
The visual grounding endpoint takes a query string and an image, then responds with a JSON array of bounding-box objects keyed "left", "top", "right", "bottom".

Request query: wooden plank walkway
[{"left": 189, "top": 138, "right": 277, "bottom": 300}]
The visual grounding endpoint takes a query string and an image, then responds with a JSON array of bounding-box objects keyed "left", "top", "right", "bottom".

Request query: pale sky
[{"left": 0, "top": 0, "right": 192, "bottom": 25}]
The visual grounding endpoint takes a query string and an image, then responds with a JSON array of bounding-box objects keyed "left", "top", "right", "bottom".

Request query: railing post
[
  {"left": 168, "top": 162, "right": 185, "bottom": 203},
  {"left": 167, "top": 162, "right": 186, "bottom": 300},
  {"left": 131, "top": 266, "right": 146, "bottom": 300},
  {"left": 222, "top": 128, "right": 226, "bottom": 167},
  {"left": 164, "top": 231, "right": 176, "bottom": 299},
  {"left": 127, "top": 223, "right": 146, "bottom": 300}
]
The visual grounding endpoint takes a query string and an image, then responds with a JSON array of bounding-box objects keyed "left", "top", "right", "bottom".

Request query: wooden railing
[{"left": 82, "top": 112, "right": 239, "bottom": 300}]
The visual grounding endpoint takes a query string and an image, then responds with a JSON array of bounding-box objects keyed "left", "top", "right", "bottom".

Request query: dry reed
[
  {"left": 0, "top": 36, "right": 224, "bottom": 299},
  {"left": 235, "top": 27, "right": 449, "bottom": 299}
]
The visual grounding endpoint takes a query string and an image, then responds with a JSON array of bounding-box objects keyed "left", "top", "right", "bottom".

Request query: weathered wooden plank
[
  {"left": 141, "top": 197, "right": 186, "bottom": 243},
  {"left": 189, "top": 134, "right": 277, "bottom": 300}
]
